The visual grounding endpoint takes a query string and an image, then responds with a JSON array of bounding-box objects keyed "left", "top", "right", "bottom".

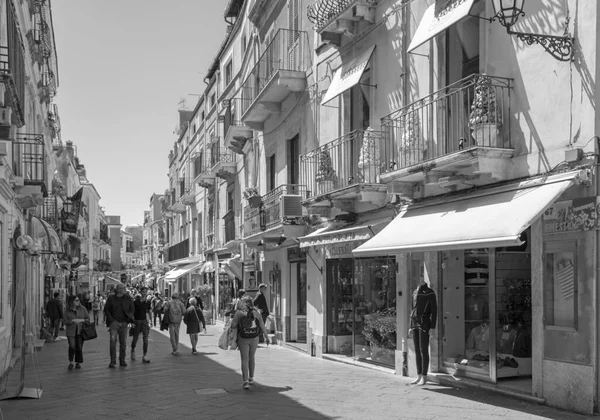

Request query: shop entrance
[
  {"left": 326, "top": 257, "right": 397, "bottom": 368},
  {"left": 440, "top": 242, "right": 532, "bottom": 393}
]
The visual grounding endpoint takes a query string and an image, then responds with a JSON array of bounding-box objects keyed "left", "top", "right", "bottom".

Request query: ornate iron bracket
[{"left": 507, "top": 28, "right": 574, "bottom": 62}]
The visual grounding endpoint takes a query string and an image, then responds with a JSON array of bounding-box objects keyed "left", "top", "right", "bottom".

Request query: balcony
[
  {"left": 307, "top": 0, "right": 377, "bottom": 47},
  {"left": 209, "top": 142, "right": 236, "bottom": 182},
  {"left": 205, "top": 232, "right": 215, "bottom": 253},
  {"left": 243, "top": 184, "right": 308, "bottom": 243},
  {"left": 223, "top": 210, "right": 241, "bottom": 246},
  {"left": 0, "top": 3, "right": 25, "bottom": 128},
  {"left": 300, "top": 129, "right": 387, "bottom": 212},
  {"left": 13, "top": 133, "right": 47, "bottom": 207},
  {"left": 379, "top": 74, "right": 514, "bottom": 198},
  {"left": 223, "top": 97, "right": 252, "bottom": 155},
  {"left": 240, "top": 29, "right": 310, "bottom": 131},
  {"left": 42, "top": 194, "right": 60, "bottom": 231},
  {"left": 194, "top": 165, "right": 215, "bottom": 190},
  {"left": 166, "top": 238, "right": 189, "bottom": 262}
]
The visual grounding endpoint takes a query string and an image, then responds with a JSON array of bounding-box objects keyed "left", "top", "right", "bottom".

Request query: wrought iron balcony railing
[
  {"left": 380, "top": 74, "right": 512, "bottom": 171},
  {"left": 209, "top": 142, "right": 235, "bottom": 168},
  {"left": 13, "top": 133, "right": 47, "bottom": 196},
  {"left": 300, "top": 129, "right": 381, "bottom": 198},
  {"left": 239, "top": 29, "right": 310, "bottom": 117},
  {"left": 42, "top": 194, "right": 60, "bottom": 230},
  {"left": 166, "top": 238, "right": 189, "bottom": 262},
  {"left": 243, "top": 205, "right": 262, "bottom": 237},
  {"left": 307, "top": 0, "right": 377, "bottom": 32}
]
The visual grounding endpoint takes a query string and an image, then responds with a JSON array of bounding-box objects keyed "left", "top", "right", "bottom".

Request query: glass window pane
[
  {"left": 297, "top": 262, "right": 306, "bottom": 315},
  {"left": 544, "top": 249, "right": 577, "bottom": 329}
]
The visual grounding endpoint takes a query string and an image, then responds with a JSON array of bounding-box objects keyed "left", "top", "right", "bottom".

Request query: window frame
[{"left": 543, "top": 240, "right": 578, "bottom": 331}]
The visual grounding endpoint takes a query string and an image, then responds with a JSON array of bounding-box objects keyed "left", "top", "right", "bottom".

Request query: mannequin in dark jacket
[{"left": 409, "top": 276, "right": 437, "bottom": 386}]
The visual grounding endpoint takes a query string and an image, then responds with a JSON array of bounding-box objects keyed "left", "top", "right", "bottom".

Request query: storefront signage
[
  {"left": 287, "top": 247, "right": 306, "bottom": 262},
  {"left": 325, "top": 241, "right": 365, "bottom": 258},
  {"left": 244, "top": 262, "right": 255, "bottom": 272},
  {"left": 543, "top": 196, "right": 599, "bottom": 233}
]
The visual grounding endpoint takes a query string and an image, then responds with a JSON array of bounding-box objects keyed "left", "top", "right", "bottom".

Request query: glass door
[{"left": 326, "top": 259, "right": 354, "bottom": 338}]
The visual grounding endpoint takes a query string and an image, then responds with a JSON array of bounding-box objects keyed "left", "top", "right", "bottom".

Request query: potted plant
[
  {"left": 357, "top": 127, "right": 381, "bottom": 183},
  {"left": 399, "top": 111, "right": 423, "bottom": 166},
  {"left": 243, "top": 187, "right": 262, "bottom": 208},
  {"left": 315, "top": 147, "right": 337, "bottom": 194},
  {"left": 469, "top": 75, "right": 502, "bottom": 147}
]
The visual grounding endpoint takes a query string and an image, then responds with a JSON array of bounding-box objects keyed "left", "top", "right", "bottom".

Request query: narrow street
[{"left": 0, "top": 323, "right": 592, "bottom": 420}]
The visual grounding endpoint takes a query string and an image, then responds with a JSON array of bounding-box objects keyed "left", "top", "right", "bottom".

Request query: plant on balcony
[
  {"left": 469, "top": 75, "right": 502, "bottom": 147},
  {"left": 51, "top": 176, "right": 66, "bottom": 198},
  {"left": 315, "top": 147, "right": 337, "bottom": 194},
  {"left": 243, "top": 187, "right": 262, "bottom": 208},
  {"left": 357, "top": 127, "right": 381, "bottom": 183},
  {"left": 399, "top": 112, "right": 423, "bottom": 166}
]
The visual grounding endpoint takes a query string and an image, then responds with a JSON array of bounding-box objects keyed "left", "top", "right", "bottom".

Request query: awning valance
[
  {"left": 32, "top": 216, "right": 63, "bottom": 255},
  {"left": 408, "top": 0, "right": 476, "bottom": 52},
  {"left": 299, "top": 217, "right": 392, "bottom": 249},
  {"left": 321, "top": 45, "right": 375, "bottom": 105},
  {"left": 165, "top": 262, "right": 202, "bottom": 282},
  {"left": 353, "top": 171, "right": 585, "bottom": 257}
]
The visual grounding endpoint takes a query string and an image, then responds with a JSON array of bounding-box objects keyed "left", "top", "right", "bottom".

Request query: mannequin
[{"left": 409, "top": 275, "right": 437, "bottom": 386}]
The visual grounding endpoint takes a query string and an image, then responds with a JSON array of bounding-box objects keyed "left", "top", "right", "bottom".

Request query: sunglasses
[{"left": 74, "top": 299, "right": 80, "bottom": 302}]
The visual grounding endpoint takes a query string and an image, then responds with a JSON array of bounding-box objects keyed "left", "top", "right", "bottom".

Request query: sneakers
[
  {"left": 75, "top": 363, "right": 81, "bottom": 369},
  {"left": 243, "top": 381, "right": 250, "bottom": 390},
  {"left": 192, "top": 349, "right": 198, "bottom": 355},
  {"left": 68, "top": 363, "right": 74, "bottom": 371},
  {"left": 142, "top": 357, "right": 150, "bottom": 364},
  {"left": 130, "top": 352, "right": 136, "bottom": 361},
  {"left": 108, "top": 362, "right": 116, "bottom": 369},
  {"left": 248, "top": 378, "right": 254, "bottom": 385}
]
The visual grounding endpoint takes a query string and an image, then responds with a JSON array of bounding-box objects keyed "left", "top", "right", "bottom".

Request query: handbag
[
  {"left": 80, "top": 321, "right": 97, "bottom": 341},
  {"left": 160, "top": 308, "right": 171, "bottom": 331},
  {"left": 218, "top": 320, "right": 231, "bottom": 350}
]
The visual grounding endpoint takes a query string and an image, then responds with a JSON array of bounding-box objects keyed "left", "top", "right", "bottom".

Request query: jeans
[
  {"left": 131, "top": 320, "right": 150, "bottom": 355},
  {"left": 153, "top": 311, "right": 162, "bottom": 327},
  {"left": 50, "top": 318, "right": 61, "bottom": 338},
  {"left": 413, "top": 329, "right": 430, "bottom": 375},
  {"left": 238, "top": 337, "right": 259, "bottom": 382},
  {"left": 169, "top": 323, "right": 181, "bottom": 352},
  {"left": 93, "top": 310, "right": 101, "bottom": 326},
  {"left": 109, "top": 321, "right": 129, "bottom": 363},
  {"left": 68, "top": 335, "right": 84, "bottom": 363}
]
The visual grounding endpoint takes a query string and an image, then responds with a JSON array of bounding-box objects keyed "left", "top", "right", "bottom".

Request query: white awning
[
  {"left": 164, "top": 262, "right": 202, "bottom": 282},
  {"left": 353, "top": 172, "right": 585, "bottom": 257},
  {"left": 130, "top": 273, "right": 144, "bottom": 282},
  {"left": 407, "top": 0, "right": 476, "bottom": 53},
  {"left": 299, "top": 217, "right": 392, "bottom": 249},
  {"left": 321, "top": 45, "right": 376, "bottom": 105},
  {"left": 220, "top": 255, "right": 242, "bottom": 279},
  {"left": 104, "top": 276, "right": 123, "bottom": 285},
  {"left": 199, "top": 261, "right": 215, "bottom": 274}
]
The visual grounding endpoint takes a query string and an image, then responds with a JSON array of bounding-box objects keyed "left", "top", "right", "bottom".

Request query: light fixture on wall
[{"left": 490, "top": 0, "right": 574, "bottom": 62}]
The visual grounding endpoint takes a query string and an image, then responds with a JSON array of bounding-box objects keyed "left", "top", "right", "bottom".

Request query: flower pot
[
  {"left": 471, "top": 123, "right": 500, "bottom": 147},
  {"left": 317, "top": 179, "right": 334, "bottom": 195},
  {"left": 248, "top": 195, "right": 262, "bottom": 208}
]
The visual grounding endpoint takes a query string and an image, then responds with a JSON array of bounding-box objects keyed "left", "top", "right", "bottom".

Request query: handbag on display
[{"left": 80, "top": 321, "right": 97, "bottom": 341}]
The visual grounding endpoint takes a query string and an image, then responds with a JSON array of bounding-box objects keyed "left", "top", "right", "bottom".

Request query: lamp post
[{"left": 491, "top": 0, "right": 574, "bottom": 62}]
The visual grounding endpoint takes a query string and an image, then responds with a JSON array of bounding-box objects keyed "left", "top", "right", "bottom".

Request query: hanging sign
[{"left": 543, "top": 196, "right": 599, "bottom": 233}]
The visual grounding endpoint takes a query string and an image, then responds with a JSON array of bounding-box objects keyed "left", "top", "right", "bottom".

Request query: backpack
[
  {"left": 154, "top": 298, "right": 164, "bottom": 312},
  {"left": 238, "top": 310, "right": 260, "bottom": 339}
]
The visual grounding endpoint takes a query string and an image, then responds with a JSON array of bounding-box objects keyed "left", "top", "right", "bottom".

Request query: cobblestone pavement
[{"left": 0, "top": 322, "right": 594, "bottom": 420}]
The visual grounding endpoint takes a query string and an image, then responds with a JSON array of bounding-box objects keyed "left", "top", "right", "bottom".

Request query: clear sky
[{"left": 51, "top": 0, "right": 226, "bottom": 226}]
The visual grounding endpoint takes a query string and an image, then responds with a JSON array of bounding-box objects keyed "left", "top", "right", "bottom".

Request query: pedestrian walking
[
  {"left": 230, "top": 295, "right": 269, "bottom": 390},
  {"left": 46, "top": 292, "right": 64, "bottom": 340},
  {"left": 185, "top": 289, "right": 204, "bottom": 310},
  {"left": 183, "top": 297, "right": 206, "bottom": 355},
  {"left": 151, "top": 292, "right": 164, "bottom": 327},
  {"left": 130, "top": 287, "right": 151, "bottom": 363},
  {"left": 63, "top": 295, "right": 89, "bottom": 370},
  {"left": 163, "top": 292, "right": 186, "bottom": 355},
  {"left": 92, "top": 297, "right": 102, "bottom": 326},
  {"left": 226, "top": 289, "right": 246, "bottom": 318},
  {"left": 253, "top": 284, "right": 270, "bottom": 343},
  {"left": 104, "top": 284, "right": 134, "bottom": 368}
]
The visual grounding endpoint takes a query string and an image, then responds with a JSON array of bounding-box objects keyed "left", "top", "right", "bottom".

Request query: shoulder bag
[{"left": 80, "top": 321, "right": 97, "bottom": 341}]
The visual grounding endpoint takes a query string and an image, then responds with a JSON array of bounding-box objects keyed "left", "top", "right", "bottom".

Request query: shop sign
[
  {"left": 287, "top": 247, "right": 306, "bottom": 262},
  {"left": 244, "top": 262, "right": 255, "bottom": 272},
  {"left": 543, "top": 196, "right": 599, "bottom": 233},
  {"left": 325, "top": 241, "right": 364, "bottom": 258}
]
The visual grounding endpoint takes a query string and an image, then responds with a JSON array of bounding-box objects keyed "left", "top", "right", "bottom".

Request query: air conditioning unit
[
  {"left": 0, "top": 107, "right": 11, "bottom": 126},
  {"left": 281, "top": 195, "right": 303, "bottom": 218}
]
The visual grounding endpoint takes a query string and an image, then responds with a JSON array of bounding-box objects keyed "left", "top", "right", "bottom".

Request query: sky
[{"left": 51, "top": 0, "right": 227, "bottom": 226}]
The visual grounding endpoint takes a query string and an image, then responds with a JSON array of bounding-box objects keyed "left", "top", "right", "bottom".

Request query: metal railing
[
  {"left": 262, "top": 184, "right": 306, "bottom": 230},
  {"left": 300, "top": 129, "right": 382, "bottom": 198},
  {"left": 209, "top": 142, "right": 235, "bottom": 168},
  {"left": 13, "top": 133, "right": 46, "bottom": 194},
  {"left": 43, "top": 194, "right": 60, "bottom": 230},
  {"left": 243, "top": 205, "right": 262, "bottom": 237},
  {"left": 224, "top": 97, "right": 249, "bottom": 139},
  {"left": 239, "top": 29, "right": 310, "bottom": 117},
  {"left": 166, "top": 238, "right": 189, "bottom": 262},
  {"left": 223, "top": 210, "right": 237, "bottom": 244},
  {"left": 307, "top": 0, "right": 377, "bottom": 32},
  {"left": 380, "top": 74, "right": 512, "bottom": 170}
]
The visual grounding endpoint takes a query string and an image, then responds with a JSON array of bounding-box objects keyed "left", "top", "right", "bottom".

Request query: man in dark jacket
[
  {"left": 131, "top": 287, "right": 151, "bottom": 363},
  {"left": 104, "top": 284, "right": 134, "bottom": 368},
  {"left": 253, "top": 284, "right": 269, "bottom": 343},
  {"left": 46, "top": 292, "right": 63, "bottom": 340},
  {"left": 409, "top": 276, "right": 437, "bottom": 386}
]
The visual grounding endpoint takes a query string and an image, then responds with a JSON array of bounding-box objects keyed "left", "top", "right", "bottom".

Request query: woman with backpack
[
  {"left": 230, "top": 295, "right": 270, "bottom": 389},
  {"left": 163, "top": 293, "right": 186, "bottom": 355}
]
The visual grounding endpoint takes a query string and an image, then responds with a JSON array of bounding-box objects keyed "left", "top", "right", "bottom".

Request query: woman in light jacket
[
  {"left": 63, "top": 295, "right": 89, "bottom": 370},
  {"left": 230, "top": 295, "right": 269, "bottom": 390}
]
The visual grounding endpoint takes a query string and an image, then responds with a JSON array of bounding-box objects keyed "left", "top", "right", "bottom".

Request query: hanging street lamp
[{"left": 490, "top": 0, "right": 574, "bottom": 62}]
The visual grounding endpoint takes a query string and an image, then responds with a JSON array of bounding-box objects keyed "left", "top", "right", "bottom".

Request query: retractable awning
[
  {"left": 31, "top": 216, "right": 63, "bottom": 254},
  {"left": 321, "top": 45, "right": 376, "bottom": 105},
  {"left": 199, "top": 261, "right": 215, "bottom": 274},
  {"left": 299, "top": 217, "right": 392, "bottom": 249},
  {"left": 105, "top": 276, "right": 123, "bottom": 285},
  {"left": 130, "top": 273, "right": 144, "bottom": 282},
  {"left": 220, "top": 255, "right": 242, "bottom": 279},
  {"left": 164, "top": 262, "right": 202, "bottom": 282},
  {"left": 407, "top": 0, "right": 477, "bottom": 53},
  {"left": 353, "top": 171, "right": 586, "bottom": 257}
]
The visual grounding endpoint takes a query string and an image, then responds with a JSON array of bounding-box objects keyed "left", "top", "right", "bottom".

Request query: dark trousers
[
  {"left": 50, "top": 318, "right": 61, "bottom": 338},
  {"left": 258, "top": 314, "right": 268, "bottom": 343},
  {"left": 413, "top": 329, "right": 430, "bottom": 375},
  {"left": 153, "top": 311, "right": 162, "bottom": 327},
  {"left": 68, "top": 335, "right": 84, "bottom": 363},
  {"left": 131, "top": 320, "right": 150, "bottom": 355},
  {"left": 109, "top": 321, "right": 129, "bottom": 363}
]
